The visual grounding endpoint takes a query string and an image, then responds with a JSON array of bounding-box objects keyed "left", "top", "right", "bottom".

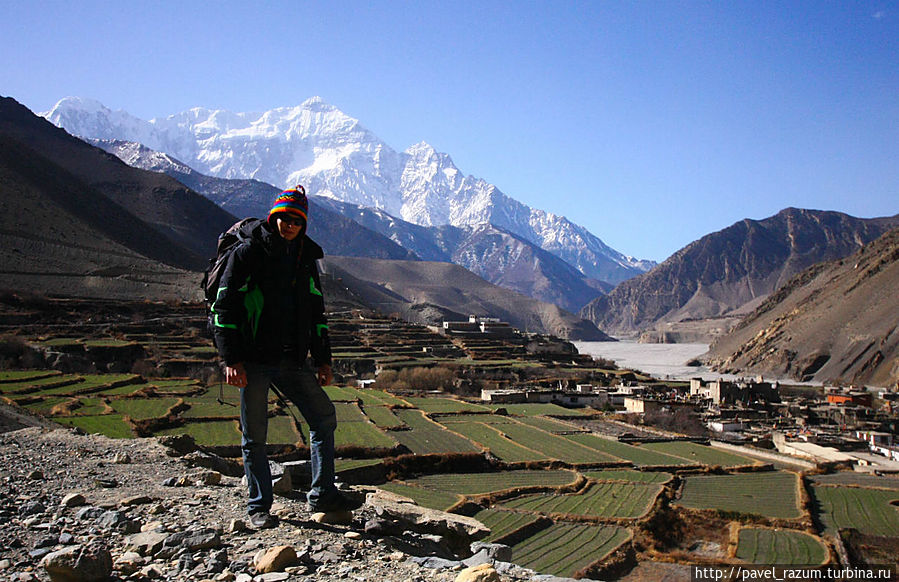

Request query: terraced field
[
  {"left": 812, "top": 485, "right": 899, "bottom": 536},
  {"left": 582, "top": 469, "right": 673, "bottom": 484},
  {"left": 398, "top": 469, "right": 580, "bottom": 496},
  {"left": 501, "top": 481, "right": 663, "bottom": 519},
  {"left": 390, "top": 409, "right": 481, "bottom": 454},
  {"left": 510, "top": 523, "right": 631, "bottom": 578},
  {"left": 564, "top": 433, "right": 692, "bottom": 467},
  {"left": 677, "top": 471, "right": 802, "bottom": 519},
  {"left": 474, "top": 509, "right": 546, "bottom": 542},
  {"left": 736, "top": 527, "right": 828, "bottom": 565},
  {"left": 641, "top": 441, "right": 759, "bottom": 467}
]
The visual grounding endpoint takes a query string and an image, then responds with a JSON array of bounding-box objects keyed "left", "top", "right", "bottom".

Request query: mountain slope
[
  {"left": 1, "top": 97, "right": 235, "bottom": 268},
  {"left": 87, "top": 139, "right": 418, "bottom": 262},
  {"left": 580, "top": 208, "right": 899, "bottom": 335},
  {"left": 0, "top": 121, "right": 198, "bottom": 299},
  {"left": 705, "top": 227, "right": 899, "bottom": 387},
  {"left": 43, "top": 96, "right": 654, "bottom": 284},
  {"left": 92, "top": 138, "right": 609, "bottom": 311},
  {"left": 322, "top": 257, "right": 611, "bottom": 341}
]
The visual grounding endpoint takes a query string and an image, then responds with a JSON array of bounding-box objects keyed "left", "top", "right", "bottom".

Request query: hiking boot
[
  {"left": 308, "top": 491, "right": 363, "bottom": 513},
  {"left": 248, "top": 511, "right": 278, "bottom": 529}
]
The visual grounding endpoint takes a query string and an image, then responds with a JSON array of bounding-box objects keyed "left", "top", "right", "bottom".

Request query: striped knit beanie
[{"left": 267, "top": 185, "right": 308, "bottom": 226}]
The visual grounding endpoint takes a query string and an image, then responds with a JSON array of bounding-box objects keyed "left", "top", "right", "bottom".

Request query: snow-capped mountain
[{"left": 43, "top": 96, "right": 655, "bottom": 283}]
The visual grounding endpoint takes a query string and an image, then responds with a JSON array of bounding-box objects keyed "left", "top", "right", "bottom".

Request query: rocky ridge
[
  {"left": 580, "top": 207, "right": 899, "bottom": 336},
  {"left": 0, "top": 424, "right": 579, "bottom": 582}
]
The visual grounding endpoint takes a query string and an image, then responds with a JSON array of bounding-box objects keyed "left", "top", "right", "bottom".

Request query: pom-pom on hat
[{"left": 267, "top": 185, "right": 308, "bottom": 226}]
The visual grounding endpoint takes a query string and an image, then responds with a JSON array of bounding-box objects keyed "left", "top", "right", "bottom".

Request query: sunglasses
[{"left": 278, "top": 215, "right": 306, "bottom": 227}]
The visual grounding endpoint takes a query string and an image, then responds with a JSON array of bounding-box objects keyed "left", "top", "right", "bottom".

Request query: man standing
[{"left": 211, "top": 186, "right": 360, "bottom": 528}]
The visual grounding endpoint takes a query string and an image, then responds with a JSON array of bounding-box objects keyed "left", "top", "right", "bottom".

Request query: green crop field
[
  {"left": 297, "top": 412, "right": 397, "bottom": 449},
  {"left": 502, "top": 481, "right": 663, "bottom": 519},
  {"left": 641, "top": 441, "right": 759, "bottom": 467},
  {"left": 736, "top": 527, "right": 828, "bottom": 565},
  {"left": 0, "top": 374, "right": 82, "bottom": 394},
  {"left": 475, "top": 508, "right": 546, "bottom": 542},
  {"left": 334, "top": 402, "right": 368, "bottom": 423},
  {"left": 0, "top": 370, "right": 61, "bottom": 382},
  {"left": 378, "top": 482, "right": 463, "bottom": 511},
  {"left": 514, "top": 416, "right": 580, "bottom": 433},
  {"left": 480, "top": 421, "right": 619, "bottom": 464},
  {"left": 158, "top": 420, "right": 241, "bottom": 446},
  {"left": 362, "top": 405, "right": 406, "bottom": 429},
  {"left": 323, "top": 385, "right": 360, "bottom": 401},
  {"left": 438, "top": 413, "right": 513, "bottom": 425},
  {"left": 109, "top": 397, "right": 181, "bottom": 420},
  {"left": 268, "top": 415, "right": 303, "bottom": 446},
  {"left": 486, "top": 403, "right": 591, "bottom": 417},
  {"left": 583, "top": 469, "right": 673, "bottom": 484},
  {"left": 446, "top": 421, "right": 547, "bottom": 462},
  {"left": 20, "top": 396, "right": 70, "bottom": 413},
  {"left": 401, "top": 396, "right": 491, "bottom": 414},
  {"left": 678, "top": 471, "right": 802, "bottom": 519},
  {"left": 56, "top": 414, "right": 134, "bottom": 439},
  {"left": 91, "top": 383, "right": 147, "bottom": 396},
  {"left": 810, "top": 473, "right": 899, "bottom": 490},
  {"left": 180, "top": 392, "right": 241, "bottom": 418},
  {"left": 69, "top": 397, "right": 111, "bottom": 416},
  {"left": 812, "top": 485, "right": 899, "bottom": 536},
  {"left": 400, "top": 469, "right": 579, "bottom": 495},
  {"left": 564, "top": 434, "right": 691, "bottom": 467},
  {"left": 390, "top": 409, "right": 481, "bottom": 454},
  {"left": 511, "top": 522, "right": 631, "bottom": 578}
]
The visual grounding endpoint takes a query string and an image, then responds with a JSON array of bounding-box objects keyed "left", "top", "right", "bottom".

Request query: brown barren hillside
[
  {"left": 705, "top": 227, "right": 899, "bottom": 387},
  {"left": 580, "top": 208, "right": 899, "bottom": 336}
]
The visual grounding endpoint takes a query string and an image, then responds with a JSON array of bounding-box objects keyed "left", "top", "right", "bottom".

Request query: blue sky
[{"left": 4, "top": 1, "right": 897, "bottom": 262}]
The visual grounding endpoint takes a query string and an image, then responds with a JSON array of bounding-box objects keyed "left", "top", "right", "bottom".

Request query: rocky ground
[{"left": 0, "top": 409, "right": 582, "bottom": 582}]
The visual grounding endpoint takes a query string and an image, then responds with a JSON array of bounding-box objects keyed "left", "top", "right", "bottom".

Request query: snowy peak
[{"left": 42, "top": 96, "right": 655, "bottom": 284}]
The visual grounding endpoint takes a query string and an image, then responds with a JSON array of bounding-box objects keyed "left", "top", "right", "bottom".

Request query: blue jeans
[{"left": 240, "top": 358, "right": 338, "bottom": 514}]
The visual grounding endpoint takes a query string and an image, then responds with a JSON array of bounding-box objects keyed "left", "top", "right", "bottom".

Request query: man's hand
[
  {"left": 225, "top": 362, "right": 247, "bottom": 388},
  {"left": 317, "top": 364, "right": 332, "bottom": 387}
]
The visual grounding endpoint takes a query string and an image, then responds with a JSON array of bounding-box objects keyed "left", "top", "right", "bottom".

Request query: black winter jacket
[{"left": 211, "top": 220, "right": 331, "bottom": 368}]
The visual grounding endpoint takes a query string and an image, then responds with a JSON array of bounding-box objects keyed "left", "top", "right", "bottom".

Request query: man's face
[{"left": 275, "top": 214, "right": 305, "bottom": 241}]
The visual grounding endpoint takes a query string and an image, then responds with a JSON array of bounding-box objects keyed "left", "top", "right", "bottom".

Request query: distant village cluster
[{"left": 435, "top": 316, "right": 899, "bottom": 474}]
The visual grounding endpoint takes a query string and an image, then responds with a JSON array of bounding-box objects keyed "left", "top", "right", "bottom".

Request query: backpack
[{"left": 201, "top": 217, "right": 263, "bottom": 311}]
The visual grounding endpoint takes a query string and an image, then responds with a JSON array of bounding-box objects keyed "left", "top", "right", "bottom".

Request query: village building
[{"left": 441, "top": 315, "right": 516, "bottom": 338}]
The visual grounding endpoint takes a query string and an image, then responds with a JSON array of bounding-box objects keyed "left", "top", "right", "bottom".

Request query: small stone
[
  {"left": 253, "top": 546, "right": 297, "bottom": 574},
  {"left": 191, "top": 470, "right": 222, "bottom": 486},
  {"left": 227, "top": 519, "right": 247, "bottom": 533},
  {"left": 148, "top": 503, "right": 166, "bottom": 515},
  {"left": 112, "top": 452, "right": 131, "bottom": 464},
  {"left": 139, "top": 564, "right": 163, "bottom": 579},
  {"left": 58, "top": 533, "right": 76, "bottom": 545},
  {"left": 455, "top": 563, "right": 500, "bottom": 582},
  {"left": 311, "top": 510, "right": 353, "bottom": 525},
  {"left": 75, "top": 507, "right": 104, "bottom": 521},
  {"left": 26, "top": 470, "right": 43, "bottom": 480},
  {"left": 344, "top": 531, "right": 362, "bottom": 540},
  {"left": 41, "top": 543, "right": 113, "bottom": 582},
  {"left": 20, "top": 501, "right": 46, "bottom": 516},
  {"left": 94, "top": 478, "right": 117, "bottom": 489},
  {"left": 140, "top": 521, "right": 165, "bottom": 532},
  {"left": 120, "top": 495, "right": 153, "bottom": 507},
  {"left": 61, "top": 493, "right": 86, "bottom": 508},
  {"left": 114, "top": 551, "right": 145, "bottom": 575}
]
